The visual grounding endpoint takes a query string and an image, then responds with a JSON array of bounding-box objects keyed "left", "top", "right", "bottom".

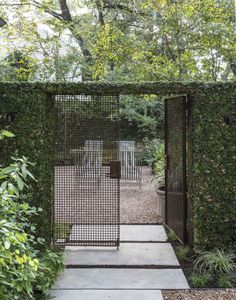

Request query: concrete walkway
[{"left": 51, "top": 225, "right": 189, "bottom": 300}]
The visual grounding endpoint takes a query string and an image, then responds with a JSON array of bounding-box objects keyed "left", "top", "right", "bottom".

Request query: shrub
[
  {"left": 217, "top": 274, "right": 234, "bottom": 288},
  {"left": 194, "top": 249, "right": 236, "bottom": 277},
  {"left": 0, "top": 131, "right": 63, "bottom": 299},
  {"left": 119, "top": 95, "right": 164, "bottom": 141},
  {"left": 145, "top": 140, "right": 165, "bottom": 188},
  {"left": 166, "top": 228, "right": 178, "bottom": 242},
  {"left": 140, "top": 138, "right": 164, "bottom": 166},
  {"left": 193, "top": 248, "right": 236, "bottom": 288},
  {"left": 176, "top": 246, "right": 190, "bottom": 262},
  {"left": 35, "top": 250, "right": 64, "bottom": 294},
  {"left": 190, "top": 273, "right": 211, "bottom": 288}
]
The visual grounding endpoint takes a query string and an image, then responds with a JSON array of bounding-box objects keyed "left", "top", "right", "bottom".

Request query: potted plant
[
  {"left": 141, "top": 138, "right": 163, "bottom": 174},
  {"left": 152, "top": 143, "right": 165, "bottom": 219},
  {"left": 153, "top": 155, "right": 165, "bottom": 219}
]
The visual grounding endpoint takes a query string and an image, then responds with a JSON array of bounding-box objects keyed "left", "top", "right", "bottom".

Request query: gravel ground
[
  {"left": 120, "top": 166, "right": 163, "bottom": 223},
  {"left": 54, "top": 165, "right": 162, "bottom": 224},
  {"left": 163, "top": 289, "right": 236, "bottom": 300}
]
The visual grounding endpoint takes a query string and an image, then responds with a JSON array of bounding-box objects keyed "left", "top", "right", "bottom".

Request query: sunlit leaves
[
  {"left": 0, "top": 130, "right": 15, "bottom": 141},
  {"left": 0, "top": 133, "right": 63, "bottom": 298},
  {"left": 0, "top": 0, "right": 235, "bottom": 81}
]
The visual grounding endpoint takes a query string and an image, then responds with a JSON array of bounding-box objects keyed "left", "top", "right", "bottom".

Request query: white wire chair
[
  {"left": 117, "top": 141, "right": 142, "bottom": 191},
  {"left": 72, "top": 140, "right": 103, "bottom": 188}
]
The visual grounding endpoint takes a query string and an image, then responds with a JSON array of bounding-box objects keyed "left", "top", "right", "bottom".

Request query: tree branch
[
  {"left": 103, "top": 1, "right": 147, "bottom": 16},
  {"left": 31, "top": 1, "right": 63, "bottom": 21},
  {"left": 57, "top": 0, "right": 92, "bottom": 61},
  {"left": 95, "top": 0, "right": 105, "bottom": 27},
  {"left": 30, "top": 0, "right": 93, "bottom": 78}
]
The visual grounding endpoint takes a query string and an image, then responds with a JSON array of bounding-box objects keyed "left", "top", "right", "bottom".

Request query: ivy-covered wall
[
  {"left": 0, "top": 82, "right": 235, "bottom": 249},
  {"left": 191, "top": 88, "right": 236, "bottom": 249},
  {"left": 0, "top": 89, "right": 53, "bottom": 244}
]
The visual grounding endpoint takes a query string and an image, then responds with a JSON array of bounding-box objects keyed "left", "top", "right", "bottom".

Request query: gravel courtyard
[{"left": 120, "top": 166, "right": 163, "bottom": 224}]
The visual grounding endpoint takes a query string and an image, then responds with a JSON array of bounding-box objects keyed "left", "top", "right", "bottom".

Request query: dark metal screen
[
  {"left": 165, "top": 96, "right": 187, "bottom": 243},
  {"left": 53, "top": 94, "right": 120, "bottom": 247}
]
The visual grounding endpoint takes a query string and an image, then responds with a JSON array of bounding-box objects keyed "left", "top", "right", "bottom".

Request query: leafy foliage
[
  {"left": 35, "top": 250, "right": 64, "bottom": 294},
  {"left": 192, "top": 90, "right": 236, "bottom": 249},
  {"left": 141, "top": 138, "right": 164, "bottom": 166},
  {"left": 0, "top": 81, "right": 235, "bottom": 253},
  {"left": 152, "top": 142, "right": 165, "bottom": 188},
  {"left": 194, "top": 249, "right": 236, "bottom": 277},
  {"left": 217, "top": 274, "right": 234, "bottom": 288},
  {"left": 119, "top": 95, "right": 164, "bottom": 141},
  {"left": 0, "top": 90, "right": 53, "bottom": 244},
  {"left": 0, "top": 133, "right": 63, "bottom": 299},
  {"left": 0, "top": 130, "right": 15, "bottom": 140},
  {"left": 0, "top": 0, "right": 235, "bottom": 81},
  {"left": 190, "top": 273, "right": 211, "bottom": 288},
  {"left": 192, "top": 248, "right": 236, "bottom": 288},
  {"left": 3, "top": 51, "right": 37, "bottom": 81},
  {"left": 166, "top": 228, "right": 178, "bottom": 242},
  {"left": 176, "top": 246, "right": 191, "bottom": 262}
]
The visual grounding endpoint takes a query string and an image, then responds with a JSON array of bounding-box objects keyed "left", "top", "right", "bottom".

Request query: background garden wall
[{"left": 0, "top": 88, "right": 53, "bottom": 244}]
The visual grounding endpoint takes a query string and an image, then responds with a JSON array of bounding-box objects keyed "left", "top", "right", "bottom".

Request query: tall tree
[{"left": 0, "top": 0, "right": 235, "bottom": 81}]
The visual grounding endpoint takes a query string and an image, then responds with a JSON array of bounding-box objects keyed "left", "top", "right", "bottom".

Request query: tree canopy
[{"left": 0, "top": 0, "right": 235, "bottom": 81}]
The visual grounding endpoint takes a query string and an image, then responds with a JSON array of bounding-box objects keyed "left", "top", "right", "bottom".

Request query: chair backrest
[
  {"left": 118, "top": 140, "right": 141, "bottom": 180},
  {"left": 83, "top": 140, "right": 103, "bottom": 168},
  {"left": 118, "top": 141, "right": 135, "bottom": 152}
]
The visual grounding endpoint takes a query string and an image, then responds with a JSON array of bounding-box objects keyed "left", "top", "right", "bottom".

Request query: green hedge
[
  {"left": 0, "top": 81, "right": 235, "bottom": 249},
  {"left": 0, "top": 90, "right": 53, "bottom": 244},
  {"left": 191, "top": 88, "right": 236, "bottom": 249}
]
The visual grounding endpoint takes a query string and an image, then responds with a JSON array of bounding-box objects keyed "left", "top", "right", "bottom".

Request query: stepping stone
[
  {"left": 50, "top": 289, "right": 163, "bottom": 300},
  {"left": 69, "top": 225, "right": 119, "bottom": 242},
  {"left": 53, "top": 268, "right": 190, "bottom": 289},
  {"left": 70, "top": 225, "right": 167, "bottom": 242},
  {"left": 65, "top": 243, "right": 179, "bottom": 266},
  {"left": 121, "top": 225, "right": 167, "bottom": 242}
]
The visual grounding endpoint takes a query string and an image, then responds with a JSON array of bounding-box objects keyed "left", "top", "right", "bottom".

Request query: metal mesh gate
[
  {"left": 53, "top": 94, "right": 120, "bottom": 247},
  {"left": 165, "top": 96, "right": 187, "bottom": 243}
]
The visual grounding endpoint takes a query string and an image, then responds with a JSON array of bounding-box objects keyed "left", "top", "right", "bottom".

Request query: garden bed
[{"left": 169, "top": 235, "right": 236, "bottom": 289}]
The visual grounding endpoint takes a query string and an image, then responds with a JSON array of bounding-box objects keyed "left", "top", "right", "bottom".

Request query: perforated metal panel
[
  {"left": 53, "top": 94, "right": 120, "bottom": 247},
  {"left": 165, "top": 96, "right": 187, "bottom": 243}
]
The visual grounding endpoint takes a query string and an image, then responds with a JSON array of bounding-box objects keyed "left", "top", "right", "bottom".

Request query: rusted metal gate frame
[
  {"left": 165, "top": 96, "right": 188, "bottom": 244},
  {"left": 51, "top": 87, "right": 189, "bottom": 247},
  {"left": 52, "top": 94, "right": 120, "bottom": 248}
]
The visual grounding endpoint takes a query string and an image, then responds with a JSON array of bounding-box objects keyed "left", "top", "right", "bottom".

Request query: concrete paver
[
  {"left": 121, "top": 225, "right": 167, "bottom": 242},
  {"left": 50, "top": 289, "right": 164, "bottom": 300},
  {"left": 53, "top": 268, "right": 189, "bottom": 289},
  {"left": 70, "top": 224, "right": 167, "bottom": 242},
  {"left": 65, "top": 243, "right": 179, "bottom": 266},
  {"left": 50, "top": 225, "right": 189, "bottom": 300}
]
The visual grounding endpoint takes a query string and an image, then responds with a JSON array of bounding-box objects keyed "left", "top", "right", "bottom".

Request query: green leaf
[
  {"left": 1, "top": 130, "right": 15, "bottom": 138},
  {"left": 26, "top": 169, "right": 36, "bottom": 181},
  {"left": 8, "top": 183, "right": 19, "bottom": 197},
  {"left": 4, "top": 240, "right": 10, "bottom": 250},
  {"left": 16, "top": 176, "right": 24, "bottom": 190},
  {"left": 21, "top": 164, "right": 27, "bottom": 177},
  {"left": 0, "top": 166, "right": 16, "bottom": 175},
  {"left": 1, "top": 181, "right": 7, "bottom": 190}
]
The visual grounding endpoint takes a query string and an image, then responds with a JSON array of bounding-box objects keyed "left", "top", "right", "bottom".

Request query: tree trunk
[{"left": 58, "top": 0, "right": 93, "bottom": 80}]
